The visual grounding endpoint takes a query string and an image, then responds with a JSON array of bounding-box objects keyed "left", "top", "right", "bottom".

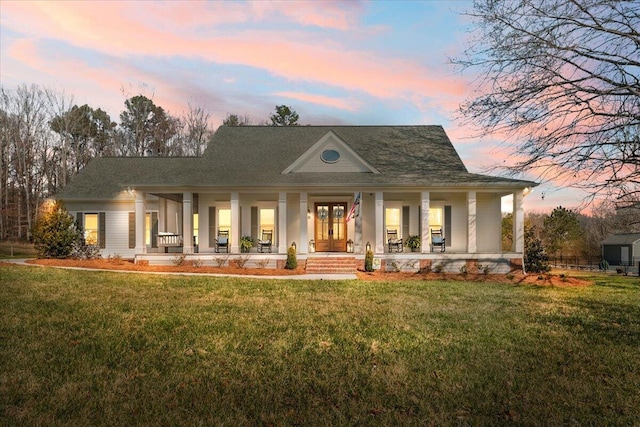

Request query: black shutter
[
  {"left": 151, "top": 212, "right": 158, "bottom": 248},
  {"left": 251, "top": 206, "right": 258, "bottom": 242},
  {"left": 129, "top": 212, "right": 135, "bottom": 249},
  {"left": 445, "top": 205, "right": 452, "bottom": 247},
  {"left": 76, "top": 213, "right": 84, "bottom": 244},
  {"left": 208, "top": 207, "right": 216, "bottom": 248},
  {"left": 98, "top": 212, "right": 106, "bottom": 248},
  {"left": 402, "top": 206, "right": 410, "bottom": 240}
]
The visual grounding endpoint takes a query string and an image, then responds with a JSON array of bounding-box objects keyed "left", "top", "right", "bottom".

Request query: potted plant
[
  {"left": 405, "top": 235, "right": 421, "bottom": 252},
  {"left": 240, "top": 235, "right": 253, "bottom": 253}
]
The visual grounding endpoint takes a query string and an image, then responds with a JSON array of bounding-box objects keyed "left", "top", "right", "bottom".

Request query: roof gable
[{"left": 281, "top": 130, "right": 380, "bottom": 174}]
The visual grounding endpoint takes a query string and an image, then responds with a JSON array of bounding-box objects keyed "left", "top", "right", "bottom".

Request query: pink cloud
[
  {"left": 249, "top": 0, "right": 362, "bottom": 30},
  {"left": 273, "top": 91, "right": 361, "bottom": 112},
  {"left": 2, "top": 1, "right": 463, "bottom": 103}
]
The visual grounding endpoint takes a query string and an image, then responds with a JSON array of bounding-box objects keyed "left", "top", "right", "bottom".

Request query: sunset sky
[{"left": 0, "top": 0, "right": 589, "bottom": 212}]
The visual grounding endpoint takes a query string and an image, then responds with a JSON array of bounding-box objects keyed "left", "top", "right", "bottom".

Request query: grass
[{"left": 1, "top": 265, "right": 639, "bottom": 426}]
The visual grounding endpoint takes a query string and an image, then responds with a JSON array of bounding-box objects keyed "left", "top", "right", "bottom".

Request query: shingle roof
[
  {"left": 56, "top": 125, "right": 538, "bottom": 200},
  {"left": 601, "top": 233, "right": 640, "bottom": 245}
]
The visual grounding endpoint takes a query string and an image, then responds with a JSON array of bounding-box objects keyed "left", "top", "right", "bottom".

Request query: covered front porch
[{"left": 131, "top": 188, "right": 527, "bottom": 273}]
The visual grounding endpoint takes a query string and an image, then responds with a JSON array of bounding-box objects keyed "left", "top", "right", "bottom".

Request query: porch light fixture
[
  {"left": 523, "top": 187, "right": 533, "bottom": 197},
  {"left": 365, "top": 241, "right": 371, "bottom": 252},
  {"left": 346, "top": 239, "right": 354, "bottom": 253},
  {"left": 291, "top": 241, "right": 297, "bottom": 253},
  {"left": 307, "top": 208, "right": 311, "bottom": 219},
  {"left": 309, "top": 239, "right": 315, "bottom": 253}
]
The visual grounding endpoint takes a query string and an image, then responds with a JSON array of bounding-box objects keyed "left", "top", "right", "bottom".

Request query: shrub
[
  {"left": 173, "top": 255, "right": 186, "bottom": 266},
  {"left": 71, "top": 242, "right": 102, "bottom": 260},
  {"left": 108, "top": 253, "right": 123, "bottom": 264},
  {"left": 240, "top": 236, "right": 253, "bottom": 253},
  {"left": 433, "top": 263, "right": 444, "bottom": 273},
  {"left": 478, "top": 264, "right": 491, "bottom": 275},
  {"left": 598, "top": 259, "right": 609, "bottom": 272},
  {"left": 285, "top": 245, "right": 297, "bottom": 270},
  {"left": 234, "top": 256, "right": 249, "bottom": 268},
  {"left": 364, "top": 249, "right": 374, "bottom": 272},
  {"left": 419, "top": 265, "right": 432, "bottom": 274},
  {"left": 32, "top": 201, "right": 82, "bottom": 259},
  {"left": 524, "top": 226, "right": 550, "bottom": 273},
  {"left": 459, "top": 264, "right": 468, "bottom": 276}
]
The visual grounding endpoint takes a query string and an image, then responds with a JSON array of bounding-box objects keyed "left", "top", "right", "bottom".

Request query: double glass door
[{"left": 314, "top": 202, "right": 347, "bottom": 252}]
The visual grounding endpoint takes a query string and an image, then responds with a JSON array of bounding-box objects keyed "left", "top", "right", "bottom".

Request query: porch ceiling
[{"left": 151, "top": 193, "right": 183, "bottom": 203}]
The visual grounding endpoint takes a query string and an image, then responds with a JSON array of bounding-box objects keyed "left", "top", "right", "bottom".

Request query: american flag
[{"left": 346, "top": 192, "right": 361, "bottom": 222}]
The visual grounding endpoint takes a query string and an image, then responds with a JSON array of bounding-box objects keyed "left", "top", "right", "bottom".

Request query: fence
[
  {"left": 549, "top": 255, "right": 639, "bottom": 274},
  {"left": 548, "top": 256, "right": 600, "bottom": 270}
]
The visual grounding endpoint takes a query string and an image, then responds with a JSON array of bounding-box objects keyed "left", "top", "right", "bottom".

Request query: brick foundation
[{"left": 466, "top": 259, "right": 479, "bottom": 274}]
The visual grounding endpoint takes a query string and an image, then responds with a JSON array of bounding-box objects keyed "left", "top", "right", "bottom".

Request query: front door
[{"left": 314, "top": 203, "right": 347, "bottom": 252}]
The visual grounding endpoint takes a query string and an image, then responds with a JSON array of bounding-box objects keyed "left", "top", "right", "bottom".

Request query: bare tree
[
  {"left": 0, "top": 84, "right": 51, "bottom": 239},
  {"left": 184, "top": 104, "right": 212, "bottom": 156},
  {"left": 222, "top": 113, "right": 253, "bottom": 127},
  {"left": 454, "top": 0, "right": 640, "bottom": 207}
]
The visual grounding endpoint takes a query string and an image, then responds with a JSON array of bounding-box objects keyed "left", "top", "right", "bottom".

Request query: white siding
[{"left": 476, "top": 193, "right": 502, "bottom": 253}]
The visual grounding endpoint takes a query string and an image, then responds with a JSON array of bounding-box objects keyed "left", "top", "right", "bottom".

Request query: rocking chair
[
  {"left": 215, "top": 230, "right": 229, "bottom": 253},
  {"left": 257, "top": 229, "right": 272, "bottom": 253},
  {"left": 430, "top": 228, "right": 446, "bottom": 252},
  {"left": 387, "top": 229, "right": 403, "bottom": 252}
]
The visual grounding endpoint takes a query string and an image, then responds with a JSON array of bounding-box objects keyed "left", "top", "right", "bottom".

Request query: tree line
[
  {"left": 504, "top": 204, "right": 639, "bottom": 272},
  {"left": 0, "top": 83, "right": 299, "bottom": 240}
]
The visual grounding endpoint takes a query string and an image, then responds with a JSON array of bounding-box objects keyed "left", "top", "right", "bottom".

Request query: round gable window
[{"left": 321, "top": 149, "right": 340, "bottom": 163}]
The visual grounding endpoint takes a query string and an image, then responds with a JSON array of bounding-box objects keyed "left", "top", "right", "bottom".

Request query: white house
[{"left": 55, "top": 126, "right": 537, "bottom": 273}]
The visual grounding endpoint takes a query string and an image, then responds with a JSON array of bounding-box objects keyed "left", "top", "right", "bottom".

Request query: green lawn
[{"left": 1, "top": 265, "right": 639, "bottom": 426}]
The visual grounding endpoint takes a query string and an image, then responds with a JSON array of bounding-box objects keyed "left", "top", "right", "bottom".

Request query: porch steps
[{"left": 305, "top": 257, "right": 357, "bottom": 274}]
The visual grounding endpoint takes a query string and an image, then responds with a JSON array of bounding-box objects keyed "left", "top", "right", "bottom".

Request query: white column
[
  {"left": 135, "top": 190, "right": 146, "bottom": 254},
  {"left": 231, "top": 192, "right": 239, "bottom": 253},
  {"left": 299, "top": 192, "right": 308, "bottom": 254},
  {"left": 468, "top": 191, "right": 477, "bottom": 253},
  {"left": 182, "top": 192, "right": 193, "bottom": 254},
  {"left": 278, "top": 192, "right": 287, "bottom": 253},
  {"left": 158, "top": 198, "right": 166, "bottom": 235},
  {"left": 513, "top": 191, "right": 524, "bottom": 253},
  {"left": 354, "top": 191, "right": 363, "bottom": 253},
  {"left": 421, "top": 192, "right": 430, "bottom": 253},
  {"left": 375, "top": 191, "right": 384, "bottom": 254}
]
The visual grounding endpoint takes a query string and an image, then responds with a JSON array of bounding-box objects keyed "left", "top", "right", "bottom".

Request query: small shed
[{"left": 601, "top": 233, "right": 640, "bottom": 266}]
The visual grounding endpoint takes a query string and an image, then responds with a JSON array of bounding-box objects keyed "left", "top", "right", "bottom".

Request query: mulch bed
[{"left": 15, "top": 259, "right": 592, "bottom": 286}]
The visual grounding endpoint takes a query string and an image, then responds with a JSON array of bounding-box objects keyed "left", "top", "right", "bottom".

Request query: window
[
  {"left": 259, "top": 208, "right": 275, "bottom": 237},
  {"left": 84, "top": 213, "right": 99, "bottom": 245},
  {"left": 429, "top": 207, "right": 443, "bottom": 229},
  {"left": 218, "top": 208, "right": 231, "bottom": 233},
  {"left": 385, "top": 207, "right": 401, "bottom": 238},
  {"left": 321, "top": 149, "right": 340, "bottom": 163},
  {"left": 193, "top": 213, "right": 199, "bottom": 246},
  {"left": 145, "top": 213, "right": 151, "bottom": 245},
  {"left": 79, "top": 212, "right": 105, "bottom": 248}
]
